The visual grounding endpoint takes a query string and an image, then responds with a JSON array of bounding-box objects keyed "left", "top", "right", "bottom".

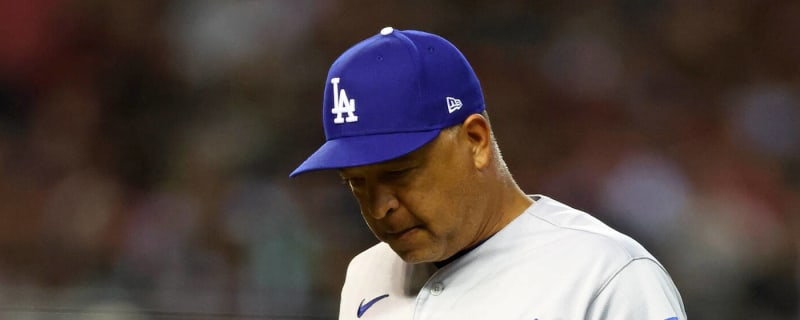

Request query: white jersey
[{"left": 339, "top": 195, "right": 686, "bottom": 319}]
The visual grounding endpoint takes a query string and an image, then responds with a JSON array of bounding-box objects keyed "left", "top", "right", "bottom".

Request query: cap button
[{"left": 380, "top": 27, "right": 394, "bottom": 35}]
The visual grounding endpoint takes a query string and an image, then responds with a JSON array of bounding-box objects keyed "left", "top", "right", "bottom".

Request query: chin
[{"left": 393, "top": 247, "right": 441, "bottom": 264}]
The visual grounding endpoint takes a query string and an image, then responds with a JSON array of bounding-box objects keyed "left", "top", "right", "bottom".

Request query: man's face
[{"left": 339, "top": 127, "right": 484, "bottom": 263}]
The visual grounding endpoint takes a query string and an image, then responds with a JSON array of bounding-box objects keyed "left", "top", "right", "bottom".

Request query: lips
[{"left": 384, "top": 226, "right": 420, "bottom": 240}]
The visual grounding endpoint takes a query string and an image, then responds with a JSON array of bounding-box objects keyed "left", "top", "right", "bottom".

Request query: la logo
[{"left": 330, "top": 77, "right": 358, "bottom": 124}]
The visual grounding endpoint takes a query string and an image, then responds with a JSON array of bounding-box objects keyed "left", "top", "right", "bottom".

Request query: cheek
[
  {"left": 432, "top": 174, "right": 479, "bottom": 229},
  {"left": 362, "top": 217, "right": 381, "bottom": 236},
  {"left": 350, "top": 195, "right": 377, "bottom": 228},
  {"left": 405, "top": 157, "right": 474, "bottom": 230},
  {"left": 351, "top": 190, "right": 377, "bottom": 218},
  {"left": 356, "top": 207, "right": 385, "bottom": 238},
  {"left": 407, "top": 183, "right": 460, "bottom": 230}
]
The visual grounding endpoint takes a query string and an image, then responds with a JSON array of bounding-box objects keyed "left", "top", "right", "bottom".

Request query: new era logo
[{"left": 446, "top": 97, "right": 463, "bottom": 113}]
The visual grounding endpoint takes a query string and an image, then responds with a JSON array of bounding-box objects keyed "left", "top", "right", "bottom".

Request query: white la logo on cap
[{"left": 331, "top": 77, "right": 358, "bottom": 124}]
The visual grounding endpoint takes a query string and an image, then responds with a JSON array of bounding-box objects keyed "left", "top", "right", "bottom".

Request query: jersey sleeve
[{"left": 585, "top": 258, "right": 687, "bottom": 320}]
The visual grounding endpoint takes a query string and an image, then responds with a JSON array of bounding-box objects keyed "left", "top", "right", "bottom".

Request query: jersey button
[{"left": 430, "top": 282, "right": 444, "bottom": 296}]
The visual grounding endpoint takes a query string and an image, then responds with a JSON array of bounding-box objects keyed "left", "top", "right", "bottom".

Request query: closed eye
[
  {"left": 340, "top": 176, "right": 366, "bottom": 190},
  {"left": 382, "top": 167, "right": 415, "bottom": 182}
]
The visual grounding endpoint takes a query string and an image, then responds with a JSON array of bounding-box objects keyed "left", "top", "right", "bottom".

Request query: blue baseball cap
[{"left": 290, "top": 27, "right": 485, "bottom": 177}]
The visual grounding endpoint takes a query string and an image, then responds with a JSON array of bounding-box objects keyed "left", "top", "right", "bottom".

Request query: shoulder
[
  {"left": 346, "top": 242, "right": 398, "bottom": 275},
  {"left": 521, "top": 195, "right": 657, "bottom": 263},
  {"left": 478, "top": 195, "right": 666, "bottom": 290},
  {"left": 343, "top": 242, "right": 415, "bottom": 294},
  {"left": 340, "top": 243, "right": 398, "bottom": 310},
  {"left": 586, "top": 257, "right": 687, "bottom": 319}
]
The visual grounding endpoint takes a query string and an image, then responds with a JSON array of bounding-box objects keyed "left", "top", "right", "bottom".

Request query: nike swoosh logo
[{"left": 357, "top": 294, "right": 389, "bottom": 318}]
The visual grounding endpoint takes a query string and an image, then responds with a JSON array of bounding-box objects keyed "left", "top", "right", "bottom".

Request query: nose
[{"left": 367, "top": 184, "right": 399, "bottom": 219}]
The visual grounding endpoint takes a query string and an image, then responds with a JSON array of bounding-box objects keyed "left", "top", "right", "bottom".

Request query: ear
[{"left": 461, "top": 113, "right": 492, "bottom": 170}]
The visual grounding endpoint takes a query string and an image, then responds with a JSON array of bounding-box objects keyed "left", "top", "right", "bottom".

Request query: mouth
[{"left": 385, "top": 226, "right": 421, "bottom": 241}]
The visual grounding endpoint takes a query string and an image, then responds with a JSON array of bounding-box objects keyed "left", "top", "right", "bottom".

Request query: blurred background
[{"left": 0, "top": 0, "right": 798, "bottom": 319}]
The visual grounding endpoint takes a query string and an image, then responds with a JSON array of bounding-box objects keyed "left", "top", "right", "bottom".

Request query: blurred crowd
[{"left": 0, "top": 0, "right": 797, "bottom": 319}]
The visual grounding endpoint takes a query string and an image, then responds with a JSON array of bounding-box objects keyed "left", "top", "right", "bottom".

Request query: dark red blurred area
[{"left": 0, "top": 0, "right": 797, "bottom": 318}]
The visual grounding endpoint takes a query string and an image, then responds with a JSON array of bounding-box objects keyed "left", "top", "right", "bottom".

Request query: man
[{"left": 291, "top": 27, "right": 686, "bottom": 320}]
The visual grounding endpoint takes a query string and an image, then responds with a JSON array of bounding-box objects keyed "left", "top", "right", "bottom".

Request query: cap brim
[{"left": 290, "top": 129, "right": 441, "bottom": 177}]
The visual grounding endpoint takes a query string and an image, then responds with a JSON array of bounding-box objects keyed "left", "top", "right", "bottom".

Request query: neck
[
  {"left": 470, "top": 171, "right": 533, "bottom": 247},
  {"left": 496, "top": 180, "right": 534, "bottom": 229}
]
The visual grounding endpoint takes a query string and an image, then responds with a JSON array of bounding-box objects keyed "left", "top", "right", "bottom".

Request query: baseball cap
[{"left": 290, "top": 27, "right": 485, "bottom": 177}]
